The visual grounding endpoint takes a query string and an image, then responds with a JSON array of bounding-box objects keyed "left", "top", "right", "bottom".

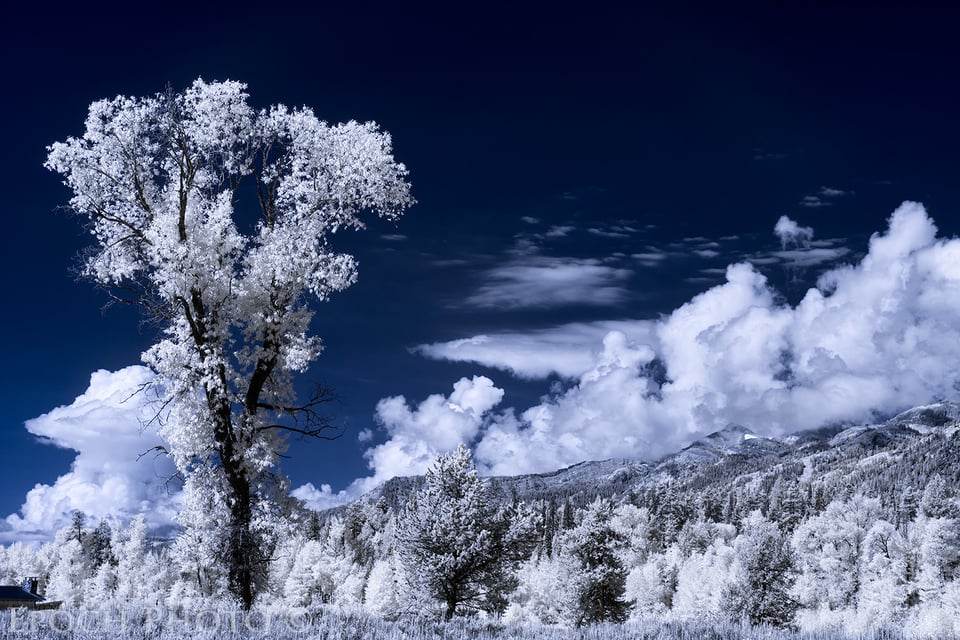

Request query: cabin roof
[{"left": 0, "top": 586, "right": 43, "bottom": 602}]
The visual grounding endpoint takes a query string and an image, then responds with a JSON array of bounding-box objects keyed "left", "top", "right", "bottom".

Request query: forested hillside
[{"left": 1, "top": 402, "right": 958, "bottom": 638}]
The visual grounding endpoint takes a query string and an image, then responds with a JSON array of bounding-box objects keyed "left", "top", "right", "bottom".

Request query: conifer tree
[
  {"left": 395, "top": 445, "right": 536, "bottom": 619},
  {"left": 561, "top": 497, "right": 631, "bottom": 626},
  {"left": 723, "top": 511, "right": 797, "bottom": 627}
]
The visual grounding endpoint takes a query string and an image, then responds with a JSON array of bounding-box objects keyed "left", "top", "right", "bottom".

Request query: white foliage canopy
[
  {"left": 45, "top": 79, "right": 412, "bottom": 606},
  {"left": 45, "top": 77, "right": 413, "bottom": 477}
]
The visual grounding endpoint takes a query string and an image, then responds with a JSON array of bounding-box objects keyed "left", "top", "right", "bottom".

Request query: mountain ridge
[{"left": 345, "top": 400, "right": 960, "bottom": 515}]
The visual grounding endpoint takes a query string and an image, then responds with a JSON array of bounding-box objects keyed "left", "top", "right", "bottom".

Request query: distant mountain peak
[
  {"left": 886, "top": 401, "right": 960, "bottom": 433},
  {"left": 699, "top": 423, "right": 755, "bottom": 447}
]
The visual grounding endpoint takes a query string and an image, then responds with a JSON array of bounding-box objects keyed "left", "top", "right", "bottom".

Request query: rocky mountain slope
[{"left": 355, "top": 401, "right": 960, "bottom": 517}]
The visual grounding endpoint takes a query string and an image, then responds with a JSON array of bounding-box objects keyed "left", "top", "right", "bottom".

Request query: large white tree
[{"left": 45, "top": 79, "right": 413, "bottom": 608}]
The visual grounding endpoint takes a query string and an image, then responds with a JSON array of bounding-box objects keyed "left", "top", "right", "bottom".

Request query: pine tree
[
  {"left": 71, "top": 510, "right": 86, "bottom": 544},
  {"left": 84, "top": 519, "right": 115, "bottom": 569},
  {"left": 395, "top": 445, "right": 536, "bottom": 619},
  {"left": 561, "top": 497, "right": 631, "bottom": 626},
  {"left": 920, "top": 474, "right": 957, "bottom": 519},
  {"left": 898, "top": 487, "right": 920, "bottom": 531},
  {"left": 723, "top": 511, "right": 797, "bottom": 628},
  {"left": 396, "top": 445, "right": 536, "bottom": 620},
  {"left": 113, "top": 515, "right": 168, "bottom": 605}
]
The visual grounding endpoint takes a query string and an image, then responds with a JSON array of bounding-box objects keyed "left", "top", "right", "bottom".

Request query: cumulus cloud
[
  {"left": 295, "top": 377, "right": 507, "bottom": 510},
  {"left": 380, "top": 202, "right": 960, "bottom": 479},
  {"left": 365, "top": 375, "right": 503, "bottom": 479},
  {"left": 774, "top": 215, "right": 815, "bottom": 248},
  {"left": 3, "top": 367, "right": 178, "bottom": 541},
  {"left": 769, "top": 216, "right": 851, "bottom": 267},
  {"left": 290, "top": 482, "right": 343, "bottom": 512},
  {"left": 466, "top": 258, "right": 632, "bottom": 309}
]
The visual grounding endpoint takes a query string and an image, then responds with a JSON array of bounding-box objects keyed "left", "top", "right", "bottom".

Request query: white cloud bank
[
  {"left": 2, "top": 367, "right": 178, "bottom": 541},
  {"left": 18, "top": 202, "right": 960, "bottom": 518},
  {"left": 295, "top": 375, "right": 506, "bottom": 509},
  {"left": 372, "top": 202, "right": 960, "bottom": 480}
]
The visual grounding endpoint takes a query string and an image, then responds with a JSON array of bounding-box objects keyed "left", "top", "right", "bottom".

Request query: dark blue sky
[{"left": 2, "top": 3, "right": 960, "bottom": 533}]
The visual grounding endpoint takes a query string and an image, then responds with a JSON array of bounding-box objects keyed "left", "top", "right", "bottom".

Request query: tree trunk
[
  {"left": 213, "top": 391, "right": 257, "bottom": 609},
  {"left": 220, "top": 426, "right": 256, "bottom": 609},
  {"left": 226, "top": 475, "right": 255, "bottom": 610}
]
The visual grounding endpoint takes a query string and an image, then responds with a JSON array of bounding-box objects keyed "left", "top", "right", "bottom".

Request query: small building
[{"left": 0, "top": 579, "right": 61, "bottom": 610}]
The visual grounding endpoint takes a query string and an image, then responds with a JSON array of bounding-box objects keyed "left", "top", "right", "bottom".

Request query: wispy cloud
[
  {"left": 415, "top": 320, "right": 656, "bottom": 380},
  {"left": 632, "top": 251, "right": 669, "bottom": 267},
  {"left": 800, "top": 195, "right": 830, "bottom": 208},
  {"left": 819, "top": 186, "right": 853, "bottom": 198},
  {"left": 753, "top": 149, "right": 788, "bottom": 161},
  {"left": 771, "top": 247, "right": 850, "bottom": 267},
  {"left": 800, "top": 185, "right": 854, "bottom": 208},
  {"left": 465, "top": 258, "right": 632, "bottom": 309},
  {"left": 587, "top": 224, "right": 642, "bottom": 239},
  {"left": 558, "top": 186, "right": 608, "bottom": 201},
  {"left": 545, "top": 225, "right": 575, "bottom": 238}
]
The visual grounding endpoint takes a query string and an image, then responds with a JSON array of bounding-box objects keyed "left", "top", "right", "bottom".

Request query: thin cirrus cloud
[
  {"left": 414, "top": 320, "right": 657, "bottom": 380},
  {"left": 464, "top": 258, "right": 633, "bottom": 309},
  {"left": 770, "top": 246, "right": 851, "bottom": 268},
  {"left": 800, "top": 186, "right": 854, "bottom": 208},
  {"left": 380, "top": 202, "right": 960, "bottom": 480},
  {"left": 632, "top": 251, "right": 669, "bottom": 266},
  {"left": 544, "top": 225, "right": 575, "bottom": 238},
  {"left": 587, "top": 224, "right": 641, "bottom": 239}
]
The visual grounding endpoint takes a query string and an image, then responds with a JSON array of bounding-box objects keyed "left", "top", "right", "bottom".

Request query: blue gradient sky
[{"left": 2, "top": 3, "right": 960, "bottom": 537}]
